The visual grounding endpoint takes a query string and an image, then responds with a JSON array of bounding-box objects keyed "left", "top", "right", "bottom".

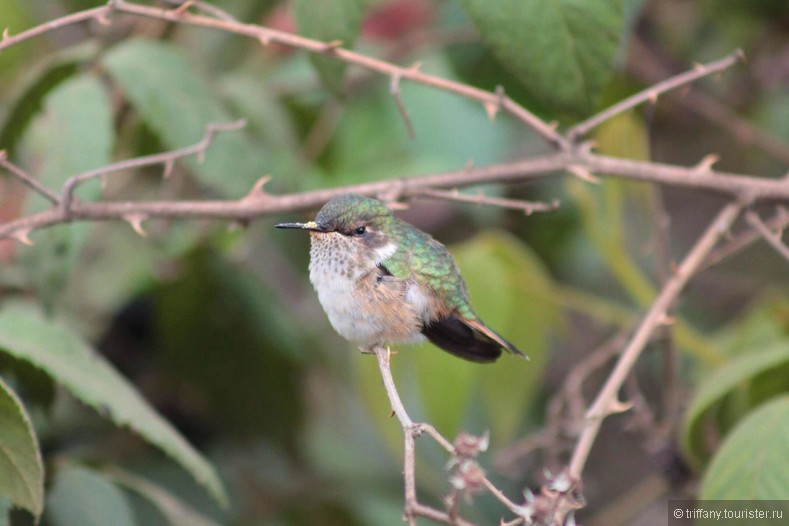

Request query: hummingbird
[{"left": 275, "top": 193, "right": 525, "bottom": 363}]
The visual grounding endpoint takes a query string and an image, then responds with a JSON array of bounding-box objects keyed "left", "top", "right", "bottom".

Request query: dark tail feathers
[{"left": 422, "top": 315, "right": 525, "bottom": 363}]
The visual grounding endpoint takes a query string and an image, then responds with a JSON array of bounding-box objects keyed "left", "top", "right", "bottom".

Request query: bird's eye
[{"left": 354, "top": 226, "right": 367, "bottom": 236}]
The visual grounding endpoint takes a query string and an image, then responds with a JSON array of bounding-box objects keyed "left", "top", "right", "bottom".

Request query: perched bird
[{"left": 275, "top": 194, "right": 525, "bottom": 363}]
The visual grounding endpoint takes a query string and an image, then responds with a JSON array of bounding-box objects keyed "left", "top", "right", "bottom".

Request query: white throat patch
[{"left": 374, "top": 241, "right": 397, "bottom": 263}]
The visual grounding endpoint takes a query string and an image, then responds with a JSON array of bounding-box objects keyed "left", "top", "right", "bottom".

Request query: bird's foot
[{"left": 358, "top": 345, "right": 398, "bottom": 365}]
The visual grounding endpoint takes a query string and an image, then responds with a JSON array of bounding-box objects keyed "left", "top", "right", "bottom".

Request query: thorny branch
[
  {"left": 567, "top": 202, "right": 744, "bottom": 480},
  {"left": 2, "top": 2, "right": 789, "bottom": 525}
]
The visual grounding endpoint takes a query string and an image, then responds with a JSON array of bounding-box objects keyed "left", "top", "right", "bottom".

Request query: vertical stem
[{"left": 374, "top": 347, "right": 412, "bottom": 427}]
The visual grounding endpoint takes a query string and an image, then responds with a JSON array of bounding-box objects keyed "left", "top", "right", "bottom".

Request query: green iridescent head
[{"left": 313, "top": 194, "right": 394, "bottom": 234}]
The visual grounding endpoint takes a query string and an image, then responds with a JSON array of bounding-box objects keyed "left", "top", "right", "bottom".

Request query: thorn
[
  {"left": 547, "top": 121, "right": 559, "bottom": 132},
  {"left": 463, "top": 159, "right": 475, "bottom": 171},
  {"left": 0, "top": 149, "right": 7, "bottom": 161},
  {"left": 324, "top": 39, "right": 343, "bottom": 52},
  {"left": 578, "top": 140, "right": 597, "bottom": 155},
  {"left": 124, "top": 214, "right": 147, "bottom": 237},
  {"left": 608, "top": 398, "right": 633, "bottom": 414},
  {"left": 658, "top": 314, "right": 676, "bottom": 326},
  {"left": 258, "top": 33, "right": 270, "bottom": 46},
  {"left": 244, "top": 175, "right": 271, "bottom": 201},
  {"left": 197, "top": 150, "right": 206, "bottom": 164},
  {"left": 407, "top": 61, "right": 422, "bottom": 74},
  {"left": 647, "top": 89, "right": 659, "bottom": 104},
  {"left": 163, "top": 159, "right": 175, "bottom": 179},
  {"left": 2, "top": 28, "right": 10, "bottom": 41},
  {"left": 483, "top": 101, "right": 498, "bottom": 122},
  {"left": 483, "top": 85, "right": 505, "bottom": 123},
  {"left": 100, "top": 173, "right": 108, "bottom": 190},
  {"left": 735, "top": 49, "right": 747, "bottom": 63},
  {"left": 94, "top": 11, "right": 111, "bottom": 25},
  {"left": 692, "top": 154, "right": 719, "bottom": 174},
  {"left": 172, "top": 0, "right": 194, "bottom": 15},
  {"left": 568, "top": 165, "right": 601, "bottom": 184},
  {"left": 12, "top": 229, "right": 34, "bottom": 246}
]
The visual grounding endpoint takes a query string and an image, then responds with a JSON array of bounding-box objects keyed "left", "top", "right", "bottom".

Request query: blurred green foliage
[{"left": 1, "top": 0, "right": 788, "bottom": 524}]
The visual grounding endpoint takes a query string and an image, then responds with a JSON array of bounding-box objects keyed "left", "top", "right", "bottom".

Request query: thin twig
[
  {"left": 417, "top": 188, "right": 560, "bottom": 215},
  {"left": 390, "top": 72, "right": 416, "bottom": 139},
  {"left": 373, "top": 347, "right": 412, "bottom": 427},
  {"left": 0, "top": 151, "right": 60, "bottom": 204},
  {"left": 628, "top": 37, "right": 789, "bottom": 166},
  {"left": 107, "top": 0, "right": 566, "bottom": 148},
  {"left": 567, "top": 202, "right": 743, "bottom": 479},
  {"left": 567, "top": 50, "right": 745, "bottom": 141},
  {"left": 372, "top": 347, "right": 478, "bottom": 526},
  {"left": 703, "top": 207, "right": 789, "bottom": 269},
  {"left": 0, "top": 5, "right": 108, "bottom": 52},
  {"left": 745, "top": 210, "right": 789, "bottom": 263},
  {"left": 59, "top": 120, "right": 246, "bottom": 213}
]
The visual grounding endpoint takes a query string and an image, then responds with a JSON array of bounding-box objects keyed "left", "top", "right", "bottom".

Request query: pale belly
[{"left": 309, "top": 264, "right": 424, "bottom": 347}]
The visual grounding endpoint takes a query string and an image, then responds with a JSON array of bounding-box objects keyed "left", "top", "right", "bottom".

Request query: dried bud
[
  {"left": 449, "top": 459, "right": 486, "bottom": 501},
  {"left": 453, "top": 431, "right": 489, "bottom": 460}
]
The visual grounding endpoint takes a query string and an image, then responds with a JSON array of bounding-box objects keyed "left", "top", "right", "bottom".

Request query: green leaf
[
  {"left": 0, "top": 377, "right": 43, "bottom": 518},
  {"left": 294, "top": 0, "right": 366, "bottom": 95},
  {"left": 19, "top": 74, "right": 113, "bottom": 308},
  {"left": 0, "top": 43, "right": 96, "bottom": 154},
  {"left": 0, "top": 302, "right": 228, "bottom": 507},
  {"left": 109, "top": 468, "right": 221, "bottom": 526},
  {"left": 46, "top": 466, "right": 135, "bottom": 526},
  {"left": 459, "top": 0, "right": 626, "bottom": 116},
  {"left": 700, "top": 396, "right": 789, "bottom": 499},
  {"left": 681, "top": 344, "right": 789, "bottom": 467},
  {"left": 102, "top": 40, "right": 267, "bottom": 197}
]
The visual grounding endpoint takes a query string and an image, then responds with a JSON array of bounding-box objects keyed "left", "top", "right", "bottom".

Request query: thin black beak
[{"left": 274, "top": 221, "right": 325, "bottom": 232}]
